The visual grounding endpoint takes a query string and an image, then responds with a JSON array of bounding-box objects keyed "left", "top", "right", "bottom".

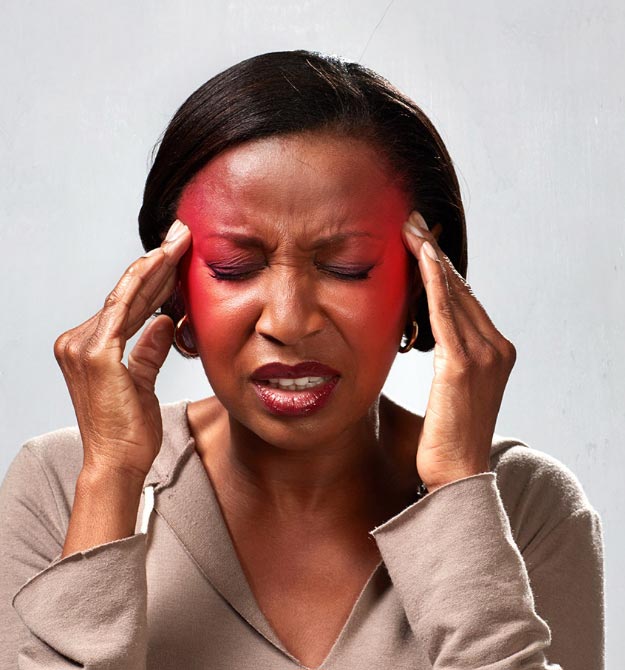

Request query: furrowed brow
[
  {"left": 308, "top": 231, "right": 380, "bottom": 249},
  {"left": 204, "top": 232, "right": 266, "bottom": 248},
  {"left": 204, "top": 231, "right": 381, "bottom": 249}
]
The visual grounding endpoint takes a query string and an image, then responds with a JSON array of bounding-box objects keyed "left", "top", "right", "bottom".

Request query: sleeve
[
  {"left": 523, "top": 507, "right": 605, "bottom": 669},
  {"left": 0, "top": 443, "right": 150, "bottom": 669},
  {"left": 369, "top": 472, "right": 604, "bottom": 669}
]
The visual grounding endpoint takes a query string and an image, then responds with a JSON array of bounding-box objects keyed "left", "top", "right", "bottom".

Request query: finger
[
  {"left": 124, "top": 267, "right": 179, "bottom": 338},
  {"left": 92, "top": 222, "right": 190, "bottom": 353},
  {"left": 403, "top": 211, "right": 500, "bottom": 342},
  {"left": 54, "top": 251, "right": 171, "bottom": 357},
  {"left": 127, "top": 314, "right": 175, "bottom": 394},
  {"left": 403, "top": 224, "right": 467, "bottom": 355},
  {"left": 405, "top": 221, "right": 489, "bottom": 348},
  {"left": 403, "top": 214, "right": 516, "bottom": 376},
  {"left": 403, "top": 218, "right": 491, "bottom": 359},
  {"left": 421, "top": 236, "right": 516, "bottom": 364},
  {"left": 58, "top": 311, "right": 101, "bottom": 344},
  {"left": 123, "top": 224, "right": 191, "bottom": 334},
  {"left": 401, "top": 216, "right": 449, "bottom": 295}
]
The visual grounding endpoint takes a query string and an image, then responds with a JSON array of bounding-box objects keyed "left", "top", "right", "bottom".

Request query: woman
[{"left": 0, "top": 50, "right": 604, "bottom": 669}]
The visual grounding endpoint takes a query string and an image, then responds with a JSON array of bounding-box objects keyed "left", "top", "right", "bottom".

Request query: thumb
[{"left": 127, "top": 315, "right": 175, "bottom": 394}]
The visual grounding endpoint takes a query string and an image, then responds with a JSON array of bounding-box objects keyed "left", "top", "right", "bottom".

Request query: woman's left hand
[{"left": 402, "top": 211, "right": 517, "bottom": 494}]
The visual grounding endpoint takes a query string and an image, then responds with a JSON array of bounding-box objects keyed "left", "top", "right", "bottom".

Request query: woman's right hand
[{"left": 53, "top": 219, "right": 191, "bottom": 485}]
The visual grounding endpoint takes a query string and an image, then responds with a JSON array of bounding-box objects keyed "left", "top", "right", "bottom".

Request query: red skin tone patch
[{"left": 176, "top": 131, "right": 419, "bottom": 460}]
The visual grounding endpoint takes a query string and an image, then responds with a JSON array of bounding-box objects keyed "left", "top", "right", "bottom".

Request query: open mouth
[
  {"left": 251, "top": 376, "right": 340, "bottom": 416},
  {"left": 256, "top": 376, "right": 335, "bottom": 391}
]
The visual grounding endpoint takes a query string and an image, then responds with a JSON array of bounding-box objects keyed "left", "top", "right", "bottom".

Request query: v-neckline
[
  {"left": 279, "top": 557, "right": 387, "bottom": 669},
  {"left": 150, "top": 399, "right": 390, "bottom": 669}
]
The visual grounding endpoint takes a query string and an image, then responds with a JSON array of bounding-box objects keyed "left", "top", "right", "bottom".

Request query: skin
[
  {"left": 53, "top": 128, "right": 516, "bottom": 666},
  {"left": 175, "top": 131, "right": 437, "bottom": 532}
]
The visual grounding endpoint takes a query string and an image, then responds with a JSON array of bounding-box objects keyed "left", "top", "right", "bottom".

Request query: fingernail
[
  {"left": 423, "top": 240, "right": 438, "bottom": 261},
  {"left": 409, "top": 211, "right": 429, "bottom": 232},
  {"left": 165, "top": 219, "right": 187, "bottom": 242},
  {"left": 403, "top": 222, "right": 426, "bottom": 239},
  {"left": 142, "top": 247, "right": 162, "bottom": 258}
]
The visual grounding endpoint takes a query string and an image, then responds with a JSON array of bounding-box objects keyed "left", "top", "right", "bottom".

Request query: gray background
[{"left": 1, "top": 0, "right": 622, "bottom": 663}]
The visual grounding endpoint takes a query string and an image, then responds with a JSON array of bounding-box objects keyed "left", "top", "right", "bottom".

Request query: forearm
[
  {"left": 61, "top": 466, "right": 145, "bottom": 558},
  {"left": 371, "top": 473, "right": 559, "bottom": 669}
]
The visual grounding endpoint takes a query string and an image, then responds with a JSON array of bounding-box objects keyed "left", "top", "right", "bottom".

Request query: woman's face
[{"left": 176, "top": 131, "right": 418, "bottom": 450}]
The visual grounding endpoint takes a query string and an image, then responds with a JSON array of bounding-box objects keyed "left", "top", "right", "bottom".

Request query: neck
[{"left": 199, "top": 395, "right": 410, "bottom": 529}]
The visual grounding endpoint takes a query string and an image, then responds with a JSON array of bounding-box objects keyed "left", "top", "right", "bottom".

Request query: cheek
[
  {"left": 178, "top": 247, "right": 411, "bottom": 353},
  {"left": 316, "top": 248, "right": 410, "bottom": 353},
  {"left": 179, "top": 254, "right": 252, "bottom": 351},
  {"left": 356, "top": 244, "right": 412, "bottom": 333}
]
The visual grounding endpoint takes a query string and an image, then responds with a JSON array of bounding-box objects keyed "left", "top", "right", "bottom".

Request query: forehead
[{"left": 176, "top": 131, "right": 408, "bottom": 242}]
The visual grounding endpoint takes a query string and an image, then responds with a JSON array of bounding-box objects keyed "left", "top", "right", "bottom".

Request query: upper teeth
[{"left": 265, "top": 376, "right": 331, "bottom": 390}]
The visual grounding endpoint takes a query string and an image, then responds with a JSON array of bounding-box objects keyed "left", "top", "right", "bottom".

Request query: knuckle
[
  {"left": 53, "top": 333, "right": 71, "bottom": 361},
  {"left": 501, "top": 338, "right": 517, "bottom": 366},
  {"left": 479, "top": 338, "right": 516, "bottom": 369},
  {"left": 55, "top": 336, "right": 87, "bottom": 369},
  {"left": 128, "top": 254, "right": 155, "bottom": 275},
  {"left": 104, "top": 277, "right": 133, "bottom": 310},
  {"left": 126, "top": 258, "right": 142, "bottom": 275},
  {"left": 103, "top": 290, "right": 121, "bottom": 309}
]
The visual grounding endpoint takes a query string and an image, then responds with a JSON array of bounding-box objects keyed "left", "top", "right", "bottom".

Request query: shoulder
[
  {"left": 490, "top": 435, "right": 594, "bottom": 515},
  {"left": 488, "top": 433, "right": 598, "bottom": 551},
  {"left": 1, "top": 426, "right": 84, "bottom": 523},
  {"left": 1, "top": 399, "right": 192, "bottom": 519}
]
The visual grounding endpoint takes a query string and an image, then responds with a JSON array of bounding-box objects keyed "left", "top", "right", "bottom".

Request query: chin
[
  {"left": 212, "top": 376, "right": 380, "bottom": 448},
  {"left": 224, "top": 397, "right": 358, "bottom": 451},
  {"left": 249, "top": 412, "right": 350, "bottom": 449}
]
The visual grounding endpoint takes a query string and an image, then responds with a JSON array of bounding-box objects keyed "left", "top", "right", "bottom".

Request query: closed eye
[
  {"left": 317, "top": 265, "right": 374, "bottom": 281},
  {"left": 207, "top": 266, "right": 262, "bottom": 281},
  {"left": 206, "top": 264, "right": 374, "bottom": 282}
]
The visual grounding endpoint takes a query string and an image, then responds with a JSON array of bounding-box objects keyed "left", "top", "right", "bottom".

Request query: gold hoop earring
[
  {"left": 174, "top": 314, "right": 198, "bottom": 357},
  {"left": 398, "top": 319, "right": 418, "bottom": 353}
]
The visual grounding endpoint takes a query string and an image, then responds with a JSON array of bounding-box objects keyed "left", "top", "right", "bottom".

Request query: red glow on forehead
[{"left": 176, "top": 132, "right": 407, "bottom": 233}]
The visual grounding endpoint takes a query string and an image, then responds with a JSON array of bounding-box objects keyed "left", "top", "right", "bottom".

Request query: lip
[
  {"left": 251, "top": 361, "right": 341, "bottom": 380},
  {"left": 251, "top": 377, "right": 340, "bottom": 416}
]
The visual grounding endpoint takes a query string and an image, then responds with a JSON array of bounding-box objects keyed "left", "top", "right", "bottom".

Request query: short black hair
[{"left": 138, "top": 49, "right": 467, "bottom": 355}]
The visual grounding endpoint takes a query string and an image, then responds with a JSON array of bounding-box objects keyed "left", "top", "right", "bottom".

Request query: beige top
[{"left": 0, "top": 399, "right": 604, "bottom": 669}]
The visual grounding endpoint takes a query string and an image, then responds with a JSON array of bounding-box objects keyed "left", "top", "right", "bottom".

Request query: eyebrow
[{"left": 204, "top": 231, "right": 382, "bottom": 249}]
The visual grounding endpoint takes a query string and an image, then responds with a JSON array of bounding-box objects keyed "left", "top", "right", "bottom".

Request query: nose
[{"left": 255, "top": 269, "right": 326, "bottom": 346}]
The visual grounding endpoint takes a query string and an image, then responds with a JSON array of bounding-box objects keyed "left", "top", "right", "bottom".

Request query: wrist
[
  {"left": 79, "top": 461, "right": 148, "bottom": 493},
  {"left": 61, "top": 466, "right": 146, "bottom": 559},
  {"left": 422, "top": 467, "right": 491, "bottom": 494}
]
